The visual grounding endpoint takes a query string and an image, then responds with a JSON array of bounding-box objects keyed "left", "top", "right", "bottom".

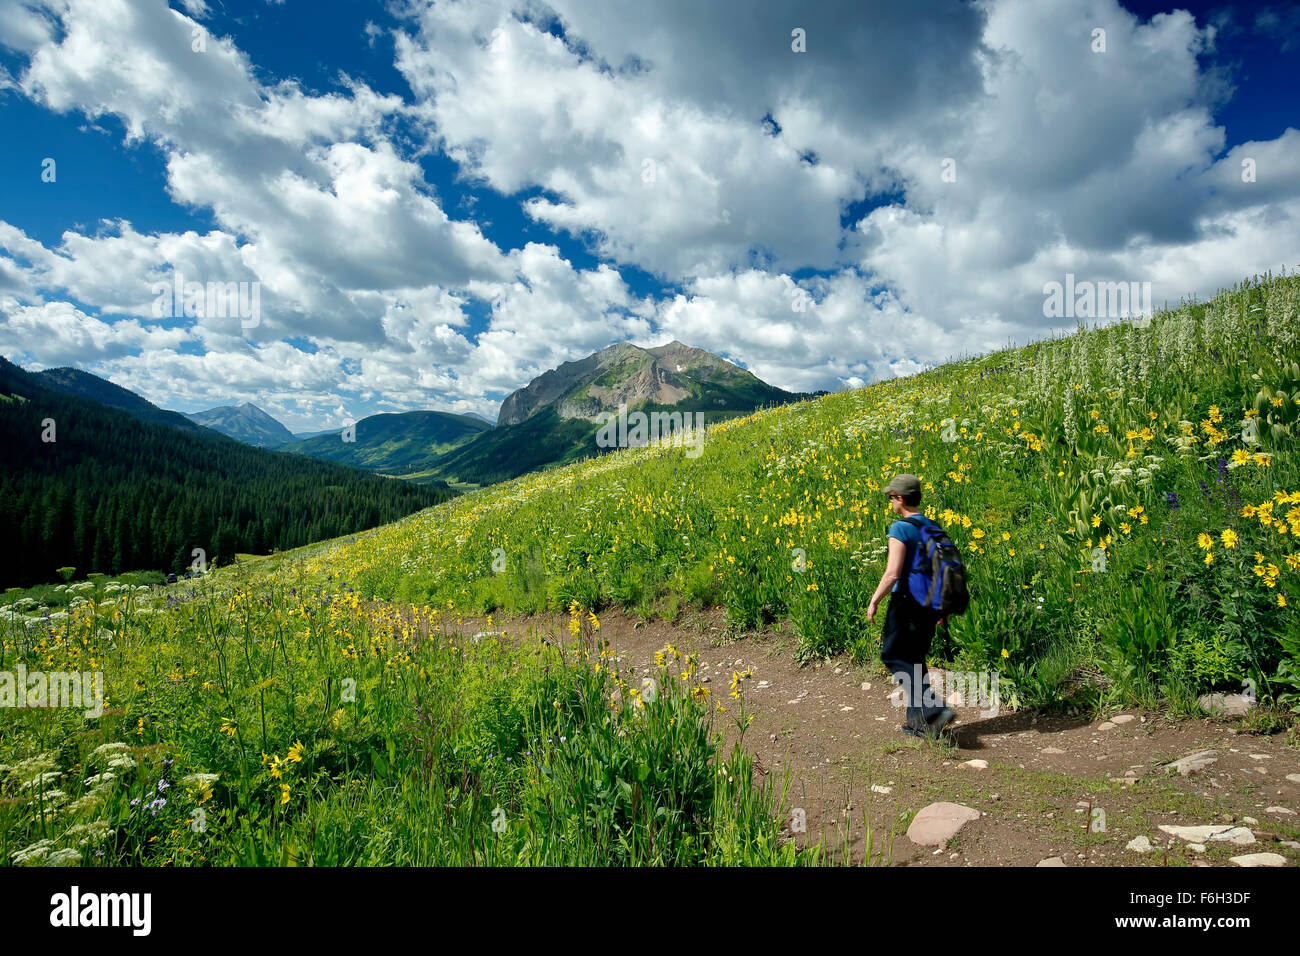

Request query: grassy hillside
[
  {"left": 278, "top": 410, "right": 489, "bottom": 475},
  {"left": 315, "top": 271, "right": 1300, "bottom": 711},
  {"left": 4, "top": 271, "right": 1297, "bottom": 868}
]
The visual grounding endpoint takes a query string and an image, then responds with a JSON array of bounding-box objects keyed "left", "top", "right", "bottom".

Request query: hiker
[{"left": 866, "top": 474, "right": 957, "bottom": 739}]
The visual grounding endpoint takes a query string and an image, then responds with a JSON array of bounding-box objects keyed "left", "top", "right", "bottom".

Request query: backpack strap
[
  {"left": 903, "top": 515, "right": 941, "bottom": 609},
  {"left": 901, "top": 514, "right": 927, "bottom": 573}
]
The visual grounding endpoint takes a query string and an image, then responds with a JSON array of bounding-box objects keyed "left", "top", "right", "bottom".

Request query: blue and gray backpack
[{"left": 903, "top": 515, "right": 969, "bottom": 617}]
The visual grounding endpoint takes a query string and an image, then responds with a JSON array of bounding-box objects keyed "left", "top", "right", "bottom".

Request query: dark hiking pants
[{"left": 880, "top": 590, "right": 946, "bottom": 727}]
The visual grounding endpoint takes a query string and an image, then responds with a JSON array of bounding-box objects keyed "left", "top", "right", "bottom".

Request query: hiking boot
[
  {"left": 900, "top": 708, "right": 956, "bottom": 740},
  {"left": 900, "top": 713, "right": 932, "bottom": 738},
  {"left": 927, "top": 707, "right": 957, "bottom": 736}
]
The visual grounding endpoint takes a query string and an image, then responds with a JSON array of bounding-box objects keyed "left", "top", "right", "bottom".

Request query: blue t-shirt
[{"left": 888, "top": 516, "right": 937, "bottom": 593}]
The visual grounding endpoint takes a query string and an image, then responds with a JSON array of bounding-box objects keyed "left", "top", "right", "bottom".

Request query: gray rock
[
  {"left": 1158, "top": 824, "right": 1255, "bottom": 845},
  {"left": 1126, "top": 836, "right": 1153, "bottom": 853},
  {"left": 1165, "top": 750, "right": 1219, "bottom": 776}
]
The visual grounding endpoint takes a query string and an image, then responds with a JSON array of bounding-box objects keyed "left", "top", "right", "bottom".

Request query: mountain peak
[
  {"left": 185, "top": 402, "right": 295, "bottom": 448},
  {"left": 496, "top": 341, "right": 785, "bottom": 427}
]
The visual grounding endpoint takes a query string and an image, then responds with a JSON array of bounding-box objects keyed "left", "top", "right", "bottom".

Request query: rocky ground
[{"left": 454, "top": 605, "right": 1300, "bottom": 867}]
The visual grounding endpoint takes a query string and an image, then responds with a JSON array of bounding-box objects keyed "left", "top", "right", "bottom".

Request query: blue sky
[{"left": 1, "top": 0, "right": 1297, "bottom": 431}]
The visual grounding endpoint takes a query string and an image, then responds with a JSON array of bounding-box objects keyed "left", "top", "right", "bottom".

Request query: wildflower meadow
[{"left": 3, "top": 271, "right": 1298, "bottom": 867}]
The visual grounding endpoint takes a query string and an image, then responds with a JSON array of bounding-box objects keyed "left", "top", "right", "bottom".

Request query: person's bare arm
[{"left": 867, "top": 537, "right": 906, "bottom": 623}]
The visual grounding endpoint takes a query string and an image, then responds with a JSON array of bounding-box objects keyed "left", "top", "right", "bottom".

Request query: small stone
[
  {"left": 1265, "top": 806, "right": 1295, "bottom": 815},
  {"left": 1286, "top": 774, "right": 1300, "bottom": 784},
  {"left": 860, "top": 682, "right": 872, "bottom": 691},
  {"left": 907, "top": 802, "right": 981, "bottom": 846},
  {"left": 1041, "top": 747, "right": 1065, "bottom": 755},
  {"left": 871, "top": 784, "right": 892, "bottom": 795},
  {"left": 1036, "top": 857, "right": 1066, "bottom": 867},
  {"left": 1243, "top": 816, "right": 1259, "bottom": 825},
  {"left": 963, "top": 759, "right": 988, "bottom": 769},
  {"left": 756, "top": 680, "right": 771, "bottom": 689},
  {"left": 1126, "top": 836, "right": 1152, "bottom": 853},
  {"left": 1229, "top": 852, "right": 1287, "bottom": 867},
  {"left": 1187, "top": 843, "right": 1206, "bottom": 853},
  {"left": 834, "top": 667, "right": 842, "bottom": 674},
  {"left": 1098, "top": 721, "right": 1115, "bottom": 730},
  {"left": 1248, "top": 753, "right": 1272, "bottom": 760},
  {"left": 840, "top": 705, "right": 854, "bottom": 712},
  {"left": 1165, "top": 750, "right": 1219, "bottom": 776},
  {"left": 1111, "top": 714, "right": 1135, "bottom": 724}
]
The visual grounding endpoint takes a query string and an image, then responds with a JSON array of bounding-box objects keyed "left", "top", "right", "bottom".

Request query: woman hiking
[{"left": 866, "top": 473, "right": 957, "bottom": 739}]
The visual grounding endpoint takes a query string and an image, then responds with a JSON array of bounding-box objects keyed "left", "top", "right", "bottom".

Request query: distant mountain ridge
[
  {"left": 22, "top": 342, "right": 812, "bottom": 493},
  {"left": 0, "top": 356, "right": 452, "bottom": 588},
  {"left": 35, "top": 367, "right": 204, "bottom": 434},
  {"left": 278, "top": 410, "right": 490, "bottom": 477},
  {"left": 185, "top": 403, "right": 296, "bottom": 448}
]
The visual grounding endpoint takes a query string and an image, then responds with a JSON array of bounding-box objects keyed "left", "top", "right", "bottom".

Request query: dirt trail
[{"left": 452, "top": 605, "right": 1300, "bottom": 867}]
